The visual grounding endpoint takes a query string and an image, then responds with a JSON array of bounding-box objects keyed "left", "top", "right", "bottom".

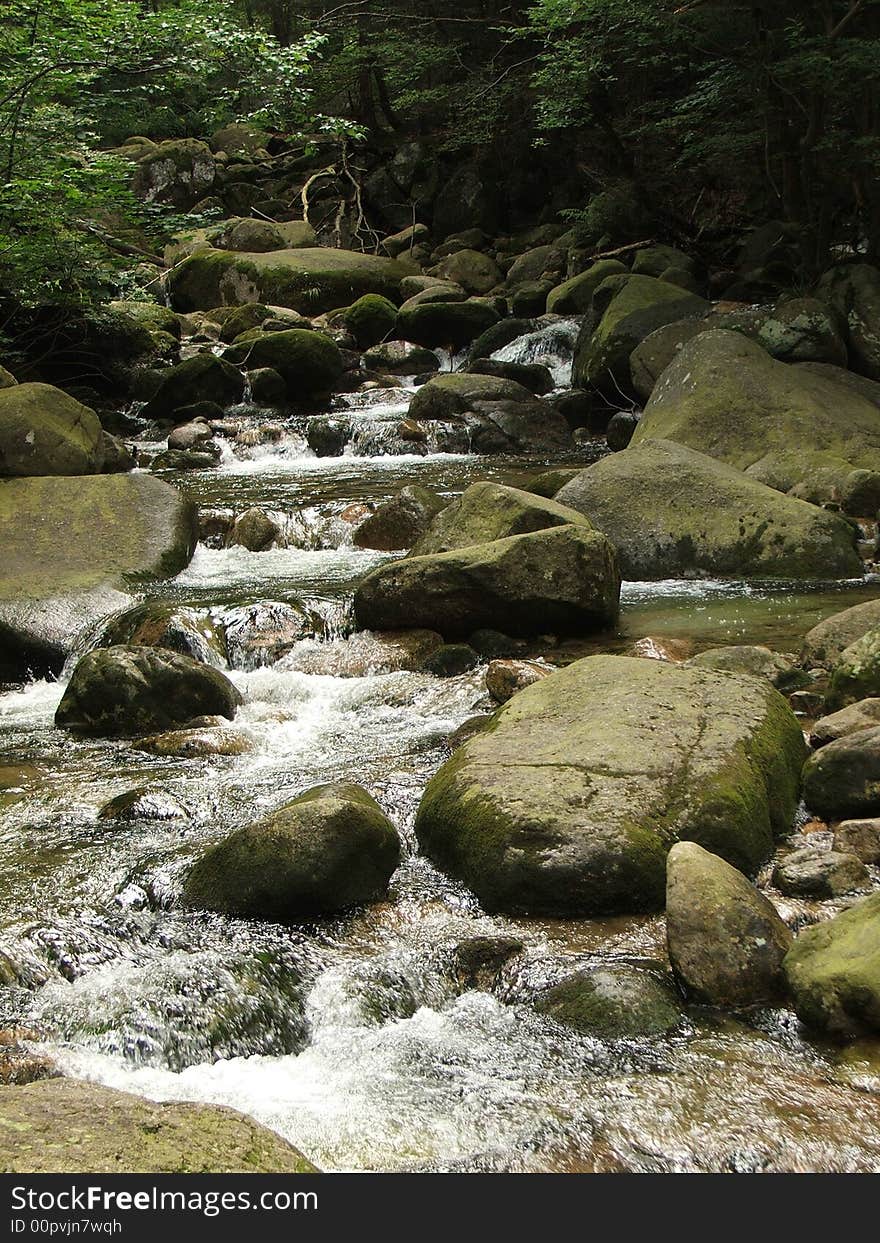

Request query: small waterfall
[{"left": 491, "top": 318, "right": 581, "bottom": 387}]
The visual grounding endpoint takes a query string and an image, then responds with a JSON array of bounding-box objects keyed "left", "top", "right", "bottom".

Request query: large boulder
[
  {"left": 354, "top": 524, "right": 620, "bottom": 641},
  {"left": 572, "top": 275, "right": 708, "bottom": 396},
  {"left": 802, "top": 599, "right": 880, "bottom": 671},
  {"left": 415, "top": 655, "right": 806, "bottom": 915},
  {"left": 810, "top": 699, "right": 880, "bottom": 748},
  {"left": 784, "top": 892, "right": 880, "bottom": 1039},
  {"left": 407, "top": 373, "right": 535, "bottom": 421},
  {"left": 131, "top": 138, "right": 215, "bottom": 210},
  {"left": 432, "top": 249, "right": 502, "bottom": 295},
  {"left": 827, "top": 627, "right": 880, "bottom": 708},
  {"left": 0, "top": 474, "right": 197, "bottom": 675},
  {"left": 225, "top": 329, "right": 342, "bottom": 399},
  {"left": 397, "top": 301, "right": 500, "bottom": 349},
  {"left": 545, "top": 259, "right": 628, "bottom": 315},
  {"left": 342, "top": 294, "right": 398, "bottom": 348},
  {"left": 167, "top": 248, "right": 408, "bottom": 316},
  {"left": 816, "top": 263, "right": 880, "bottom": 379},
  {"left": 0, "top": 1079, "right": 315, "bottom": 1173},
  {"left": 55, "top": 645, "right": 243, "bottom": 738},
  {"left": 634, "top": 330, "right": 880, "bottom": 509},
  {"left": 352, "top": 485, "right": 446, "bottom": 551},
  {"left": 0, "top": 383, "right": 105, "bottom": 476},
  {"left": 665, "top": 842, "right": 792, "bottom": 1007},
  {"left": 142, "top": 354, "right": 244, "bottom": 421},
  {"left": 411, "top": 481, "right": 593, "bottom": 555},
  {"left": 802, "top": 725, "right": 880, "bottom": 821},
  {"left": 183, "top": 782, "right": 400, "bottom": 919},
  {"left": 555, "top": 439, "right": 861, "bottom": 580}
]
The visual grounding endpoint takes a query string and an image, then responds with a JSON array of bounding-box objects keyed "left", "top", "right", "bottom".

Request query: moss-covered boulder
[
  {"left": 0, "top": 474, "right": 197, "bottom": 675},
  {"left": 666, "top": 841, "right": 792, "bottom": 1008},
  {"left": 802, "top": 599, "right": 880, "bottom": 670},
  {"left": 802, "top": 725, "right": 880, "bottom": 821},
  {"left": 0, "top": 1079, "right": 316, "bottom": 1173},
  {"left": 414, "top": 655, "right": 806, "bottom": 915},
  {"left": 352, "top": 485, "right": 446, "bottom": 551},
  {"left": 632, "top": 244, "right": 696, "bottom": 278},
  {"left": 110, "top": 300, "right": 182, "bottom": 341},
  {"left": 97, "top": 601, "right": 226, "bottom": 668},
  {"left": 0, "top": 383, "right": 105, "bottom": 476},
  {"left": 432, "top": 249, "right": 502, "bottom": 295},
  {"left": 572, "top": 274, "right": 708, "bottom": 396},
  {"left": 629, "top": 319, "right": 707, "bottom": 401},
  {"left": 545, "top": 259, "right": 629, "bottom": 315},
  {"left": 784, "top": 892, "right": 880, "bottom": 1039},
  {"left": 816, "top": 263, "right": 880, "bottom": 379},
  {"left": 397, "top": 301, "right": 500, "bottom": 349},
  {"left": 342, "top": 294, "right": 398, "bottom": 348},
  {"left": 634, "top": 330, "right": 880, "bottom": 508},
  {"left": 167, "top": 247, "right": 408, "bottom": 316},
  {"left": 555, "top": 439, "right": 861, "bottom": 580},
  {"left": 55, "top": 645, "right": 242, "bottom": 738},
  {"left": 407, "top": 372, "right": 534, "bottom": 421},
  {"left": 362, "top": 340, "right": 439, "bottom": 374},
  {"left": 412, "top": 481, "right": 593, "bottom": 555},
  {"left": 225, "top": 329, "right": 342, "bottom": 399},
  {"left": 533, "top": 963, "right": 683, "bottom": 1038},
  {"left": 183, "top": 782, "right": 400, "bottom": 920},
  {"left": 828, "top": 628, "right": 880, "bottom": 709},
  {"left": 687, "top": 645, "right": 795, "bottom": 688},
  {"left": 142, "top": 354, "right": 245, "bottom": 421},
  {"left": 354, "top": 524, "right": 620, "bottom": 641},
  {"left": 217, "top": 302, "right": 271, "bottom": 343},
  {"left": 131, "top": 138, "right": 215, "bottom": 210},
  {"left": 220, "top": 219, "right": 286, "bottom": 253}
]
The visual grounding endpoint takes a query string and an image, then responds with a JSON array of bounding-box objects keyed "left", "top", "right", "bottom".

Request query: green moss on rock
[{"left": 784, "top": 892, "right": 880, "bottom": 1039}]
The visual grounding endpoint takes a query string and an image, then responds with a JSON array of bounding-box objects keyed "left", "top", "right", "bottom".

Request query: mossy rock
[
  {"left": 784, "top": 892, "right": 880, "bottom": 1040},
  {"left": 572, "top": 274, "right": 708, "bottom": 396},
  {"left": 632, "top": 245, "right": 696, "bottom": 278},
  {"left": 97, "top": 601, "right": 226, "bottom": 668},
  {"left": 411, "top": 481, "right": 593, "bottom": 555},
  {"left": 634, "top": 329, "right": 880, "bottom": 508},
  {"left": 533, "top": 963, "right": 683, "bottom": 1038},
  {"left": 167, "top": 247, "right": 408, "bottom": 316},
  {"left": 432, "top": 248, "right": 502, "bottom": 294},
  {"left": 407, "top": 372, "right": 534, "bottom": 421},
  {"left": 225, "top": 329, "right": 342, "bottom": 399},
  {"left": 555, "top": 439, "right": 862, "bottom": 580},
  {"left": 546, "top": 259, "right": 628, "bottom": 315},
  {"left": 342, "top": 294, "right": 398, "bottom": 348},
  {"left": 397, "top": 300, "right": 500, "bottom": 350},
  {"left": 110, "top": 300, "right": 182, "bottom": 341},
  {"left": 352, "top": 485, "right": 446, "bottom": 551},
  {"left": 828, "top": 628, "right": 880, "bottom": 708},
  {"left": 802, "top": 599, "right": 880, "bottom": 670},
  {"left": 362, "top": 340, "right": 440, "bottom": 374},
  {"left": 0, "top": 1078, "right": 316, "bottom": 1173},
  {"left": 142, "top": 354, "right": 244, "bottom": 421},
  {"left": 354, "top": 524, "right": 620, "bottom": 641},
  {"left": 687, "top": 645, "right": 796, "bottom": 688},
  {"left": 218, "top": 303, "right": 271, "bottom": 343},
  {"left": 183, "top": 782, "right": 400, "bottom": 920},
  {"left": 131, "top": 138, "right": 215, "bottom": 210},
  {"left": 55, "top": 645, "right": 242, "bottom": 738},
  {"left": 802, "top": 725, "right": 880, "bottom": 821},
  {"left": 415, "top": 655, "right": 806, "bottom": 916},
  {"left": 0, "top": 383, "right": 105, "bottom": 476},
  {"left": 0, "top": 474, "right": 197, "bottom": 675}
]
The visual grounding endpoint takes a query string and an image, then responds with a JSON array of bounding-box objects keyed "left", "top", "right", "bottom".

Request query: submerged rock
[
  {"left": 784, "top": 892, "right": 880, "bottom": 1039},
  {"left": 55, "top": 646, "right": 242, "bottom": 738},
  {"left": 415, "top": 655, "right": 806, "bottom": 916},
  {"left": 183, "top": 782, "right": 400, "bottom": 920},
  {"left": 533, "top": 964, "right": 683, "bottom": 1039},
  {"left": 0, "top": 1078, "right": 316, "bottom": 1172},
  {"left": 98, "top": 787, "right": 190, "bottom": 821},
  {"left": 666, "top": 842, "right": 793, "bottom": 1008}
]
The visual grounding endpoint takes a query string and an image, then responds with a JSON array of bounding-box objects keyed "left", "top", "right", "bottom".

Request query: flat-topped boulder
[
  {"left": 167, "top": 247, "right": 410, "bottom": 315},
  {"left": 412, "top": 481, "right": 593, "bottom": 555},
  {"left": 634, "top": 330, "right": 880, "bottom": 509},
  {"left": 415, "top": 655, "right": 806, "bottom": 915},
  {"left": 555, "top": 439, "right": 862, "bottom": 579},
  {"left": 0, "top": 474, "right": 197, "bottom": 674},
  {"left": 0, "top": 1078, "right": 316, "bottom": 1173}
]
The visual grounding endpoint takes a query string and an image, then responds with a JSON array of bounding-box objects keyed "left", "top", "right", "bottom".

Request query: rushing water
[{"left": 2, "top": 323, "right": 880, "bottom": 1172}]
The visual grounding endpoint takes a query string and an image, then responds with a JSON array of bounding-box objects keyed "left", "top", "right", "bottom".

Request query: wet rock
[
  {"left": 0, "top": 1031, "right": 57, "bottom": 1086},
  {"left": 635, "top": 330, "right": 880, "bottom": 508},
  {"left": 466, "top": 399, "right": 573, "bottom": 454},
  {"left": 466, "top": 358, "right": 554, "bottom": 395},
  {"left": 416, "top": 656, "right": 806, "bottom": 916},
  {"left": 666, "top": 842, "right": 793, "bottom": 1008},
  {"left": 687, "top": 646, "right": 796, "bottom": 688},
  {"left": 423, "top": 643, "right": 480, "bottom": 677},
  {"left": 784, "top": 891, "right": 880, "bottom": 1039},
  {"left": 225, "top": 329, "right": 343, "bottom": 399},
  {"left": 227, "top": 507, "right": 287, "bottom": 552},
  {"left": 352, "top": 485, "right": 446, "bottom": 551},
  {"left": 0, "top": 383, "right": 105, "bottom": 476},
  {"left": 142, "top": 354, "right": 245, "bottom": 422},
  {"left": 198, "top": 506, "right": 235, "bottom": 545},
  {"left": 533, "top": 964, "right": 683, "bottom": 1038},
  {"left": 0, "top": 1078, "right": 316, "bottom": 1172},
  {"left": 0, "top": 474, "right": 197, "bottom": 676},
  {"left": 355, "top": 524, "right": 620, "bottom": 641},
  {"left": 55, "top": 646, "right": 242, "bottom": 738},
  {"left": 606, "top": 411, "right": 639, "bottom": 451},
  {"left": 247, "top": 366, "right": 288, "bottom": 405},
  {"left": 413, "top": 481, "right": 592, "bottom": 555},
  {"left": 307, "top": 415, "right": 350, "bottom": 457},
  {"left": 809, "top": 699, "right": 880, "bottom": 748},
  {"left": 98, "top": 787, "right": 190, "bottom": 821},
  {"left": 802, "top": 725, "right": 880, "bottom": 821},
  {"left": 150, "top": 446, "right": 220, "bottom": 472},
  {"left": 279, "top": 629, "right": 443, "bottom": 677},
  {"left": 219, "top": 601, "right": 318, "bottom": 669},
  {"left": 468, "top": 629, "right": 527, "bottom": 660},
  {"left": 183, "top": 782, "right": 400, "bottom": 920},
  {"left": 167, "top": 421, "right": 213, "bottom": 451},
  {"left": 802, "top": 600, "right": 880, "bottom": 670},
  {"left": 485, "top": 658, "right": 553, "bottom": 703},
  {"left": 828, "top": 627, "right": 880, "bottom": 709},
  {"left": 98, "top": 601, "right": 226, "bottom": 668},
  {"left": 135, "top": 724, "right": 253, "bottom": 758},
  {"left": 408, "top": 373, "right": 533, "bottom": 422},
  {"left": 833, "top": 818, "right": 880, "bottom": 864},
  {"left": 773, "top": 845, "right": 869, "bottom": 897},
  {"left": 449, "top": 937, "right": 524, "bottom": 991},
  {"left": 363, "top": 341, "right": 439, "bottom": 374}
]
